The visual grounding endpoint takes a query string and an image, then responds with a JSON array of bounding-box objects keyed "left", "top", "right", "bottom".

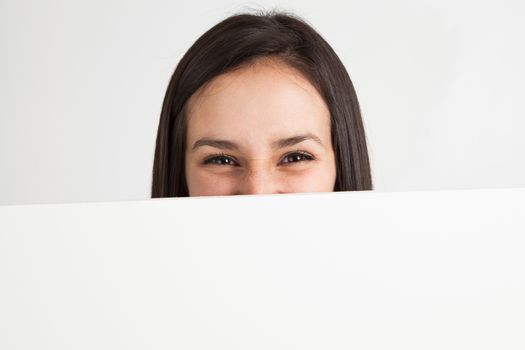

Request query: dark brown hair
[{"left": 152, "top": 10, "right": 373, "bottom": 197}]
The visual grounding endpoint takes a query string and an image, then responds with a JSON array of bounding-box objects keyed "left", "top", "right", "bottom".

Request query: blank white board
[{"left": 1, "top": 188, "right": 525, "bottom": 349}]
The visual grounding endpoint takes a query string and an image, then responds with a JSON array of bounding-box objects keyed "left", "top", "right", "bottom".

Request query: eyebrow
[{"left": 191, "top": 133, "right": 325, "bottom": 152}]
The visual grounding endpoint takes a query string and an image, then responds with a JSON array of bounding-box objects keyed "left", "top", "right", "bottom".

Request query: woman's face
[{"left": 184, "top": 59, "right": 337, "bottom": 196}]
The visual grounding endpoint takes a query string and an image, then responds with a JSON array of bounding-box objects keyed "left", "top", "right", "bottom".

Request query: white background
[{"left": 1, "top": 0, "right": 524, "bottom": 205}]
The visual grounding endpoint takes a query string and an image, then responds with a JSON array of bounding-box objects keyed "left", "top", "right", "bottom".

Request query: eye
[
  {"left": 280, "top": 151, "right": 315, "bottom": 165},
  {"left": 203, "top": 153, "right": 239, "bottom": 166}
]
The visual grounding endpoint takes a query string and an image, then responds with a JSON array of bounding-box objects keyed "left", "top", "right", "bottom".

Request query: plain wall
[{"left": 1, "top": 0, "right": 524, "bottom": 205}]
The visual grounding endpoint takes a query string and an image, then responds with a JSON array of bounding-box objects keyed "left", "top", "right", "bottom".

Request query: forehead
[{"left": 185, "top": 59, "right": 331, "bottom": 142}]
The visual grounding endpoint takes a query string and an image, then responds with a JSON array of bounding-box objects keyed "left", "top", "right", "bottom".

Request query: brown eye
[
  {"left": 280, "top": 151, "right": 315, "bottom": 165},
  {"left": 203, "top": 154, "right": 239, "bottom": 166}
]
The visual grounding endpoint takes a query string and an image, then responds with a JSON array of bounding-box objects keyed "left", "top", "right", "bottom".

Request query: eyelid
[
  {"left": 202, "top": 150, "right": 316, "bottom": 166},
  {"left": 202, "top": 153, "right": 240, "bottom": 166},
  {"left": 279, "top": 150, "right": 315, "bottom": 165}
]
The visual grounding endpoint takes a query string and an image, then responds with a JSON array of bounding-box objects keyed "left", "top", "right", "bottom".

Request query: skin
[{"left": 184, "top": 58, "right": 337, "bottom": 196}]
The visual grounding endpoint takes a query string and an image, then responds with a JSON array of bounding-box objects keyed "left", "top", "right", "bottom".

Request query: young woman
[{"left": 151, "top": 10, "right": 373, "bottom": 197}]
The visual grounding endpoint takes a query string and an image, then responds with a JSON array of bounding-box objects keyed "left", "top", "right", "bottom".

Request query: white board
[{"left": 1, "top": 188, "right": 525, "bottom": 349}]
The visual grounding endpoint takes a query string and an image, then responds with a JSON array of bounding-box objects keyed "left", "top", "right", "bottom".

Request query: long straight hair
[{"left": 152, "top": 10, "right": 373, "bottom": 197}]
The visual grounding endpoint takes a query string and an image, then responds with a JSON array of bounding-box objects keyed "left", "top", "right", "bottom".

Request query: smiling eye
[
  {"left": 280, "top": 151, "right": 315, "bottom": 165},
  {"left": 203, "top": 154, "right": 239, "bottom": 166}
]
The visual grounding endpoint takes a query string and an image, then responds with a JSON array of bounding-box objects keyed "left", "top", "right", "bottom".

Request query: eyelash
[{"left": 202, "top": 151, "right": 315, "bottom": 166}]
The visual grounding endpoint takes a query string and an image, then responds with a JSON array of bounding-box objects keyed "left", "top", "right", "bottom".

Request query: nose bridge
[{"left": 241, "top": 161, "right": 275, "bottom": 195}]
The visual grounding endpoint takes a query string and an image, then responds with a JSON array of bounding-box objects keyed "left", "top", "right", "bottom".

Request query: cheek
[
  {"left": 185, "top": 158, "right": 337, "bottom": 196},
  {"left": 280, "top": 164, "right": 336, "bottom": 192},
  {"left": 186, "top": 166, "right": 237, "bottom": 196}
]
